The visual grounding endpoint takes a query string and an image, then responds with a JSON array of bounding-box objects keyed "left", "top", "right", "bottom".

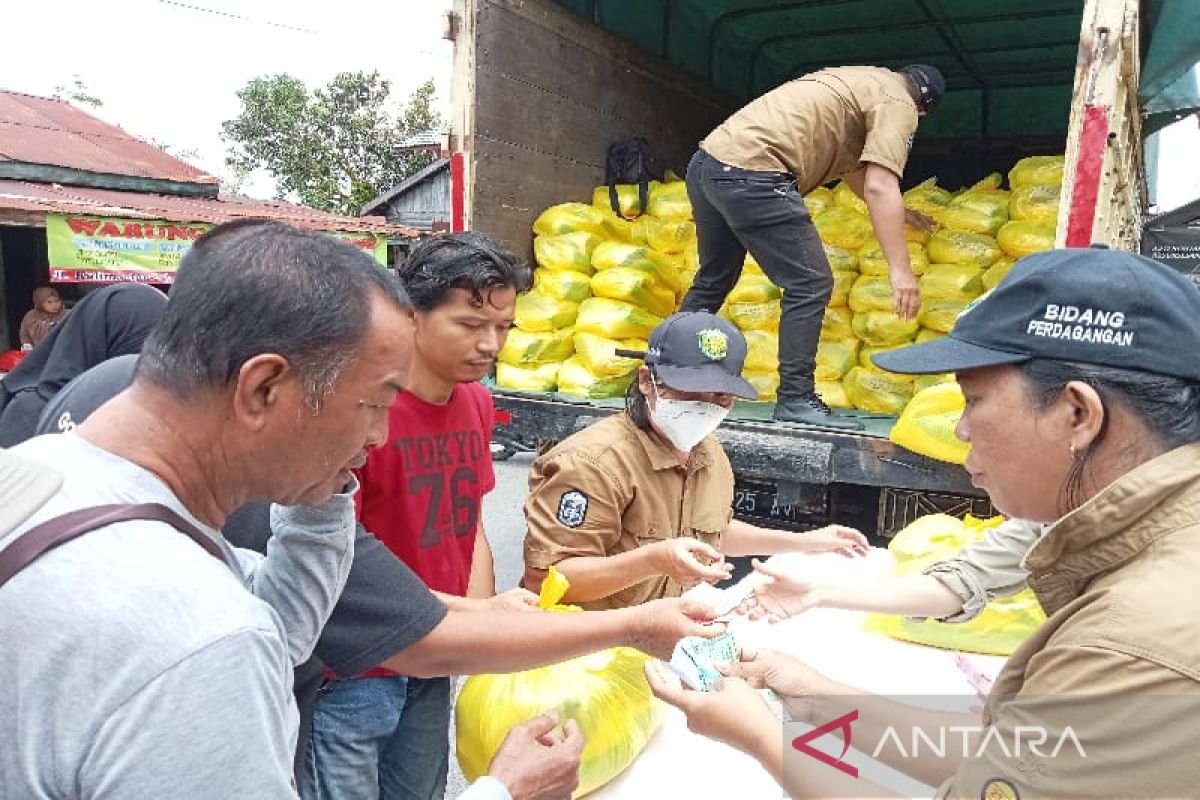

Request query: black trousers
[{"left": 680, "top": 149, "right": 833, "bottom": 400}]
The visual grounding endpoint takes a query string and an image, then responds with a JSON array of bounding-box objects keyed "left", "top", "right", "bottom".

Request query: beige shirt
[
  {"left": 937, "top": 442, "right": 1200, "bottom": 799},
  {"left": 701, "top": 66, "right": 919, "bottom": 194},
  {"left": 523, "top": 413, "right": 734, "bottom": 610}
]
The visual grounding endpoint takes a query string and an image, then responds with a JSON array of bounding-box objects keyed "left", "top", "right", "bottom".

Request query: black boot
[{"left": 773, "top": 392, "right": 863, "bottom": 430}]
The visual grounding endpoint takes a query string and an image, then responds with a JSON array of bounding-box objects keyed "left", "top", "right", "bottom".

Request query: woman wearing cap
[
  {"left": 522, "top": 311, "right": 868, "bottom": 610},
  {"left": 644, "top": 249, "right": 1200, "bottom": 798}
]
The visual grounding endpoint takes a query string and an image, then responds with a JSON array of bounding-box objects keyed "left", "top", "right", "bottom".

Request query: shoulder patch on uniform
[
  {"left": 557, "top": 490, "right": 589, "bottom": 528},
  {"left": 981, "top": 778, "right": 1020, "bottom": 800}
]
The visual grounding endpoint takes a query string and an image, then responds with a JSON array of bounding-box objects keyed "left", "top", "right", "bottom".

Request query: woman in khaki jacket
[{"left": 646, "top": 248, "right": 1200, "bottom": 800}]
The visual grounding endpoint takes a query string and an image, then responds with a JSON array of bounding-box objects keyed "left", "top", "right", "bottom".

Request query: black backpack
[{"left": 605, "top": 138, "right": 665, "bottom": 218}]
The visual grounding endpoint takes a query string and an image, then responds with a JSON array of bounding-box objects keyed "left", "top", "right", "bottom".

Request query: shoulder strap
[{"left": 0, "top": 503, "right": 231, "bottom": 589}]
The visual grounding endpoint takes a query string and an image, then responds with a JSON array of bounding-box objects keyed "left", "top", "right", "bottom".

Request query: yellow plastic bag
[
  {"left": 914, "top": 372, "right": 954, "bottom": 392},
  {"left": 829, "top": 270, "right": 856, "bottom": 308},
  {"left": 904, "top": 177, "right": 953, "bottom": 218},
  {"left": 814, "top": 207, "right": 874, "bottom": 250},
  {"left": 728, "top": 274, "right": 782, "bottom": 304},
  {"left": 824, "top": 244, "right": 858, "bottom": 272},
  {"left": 743, "top": 370, "right": 779, "bottom": 401},
  {"left": 820, "top": 307, "right": 854, "bottom": 341},
  {"left": 590, "top": 268, "right": 677, "bottom": 318},
  {"left": 804, "top": 186, "right": 834, "bottom": 216},
  {"left": 852, "top": 311, "right": 919, "bottom": 347},
  {"left": 842, "top": 366, "right": 913, "bottom": 415},
  {"left": 534, "top": 232, "right": 601, "bottom": 275},
  {"left": 919, "top": 264, "right": 984, "bottom": 301},
  {"left": 499, "top": 326, "right": 576, "bottom": 366},
  {"left": 742, "top": 254, "right": 765, "bottom": 276},
  {"left": 816, "top": 379, "right": 852, "bottom": 409},
  {"left": 647, "top": 180, "right": 692, "bottom": 220},
  {"left": 723, "top": 300, "right": 780, "bottom": 331},
  {"left": 534, "top": 202, "right": 612, "bottom": 237},
  {"left": 575, "top": 297, "right": 664, "bottom": 340},
  {"left": 964, "top": 172, "right": 1003, "bottom": 193},
  {"left": 918, "top": 298, "right": 973, "bottom": 334},
  {"left": 592, "top": 183, "right": 659, "bottom": 219},
  {"left": 628, "top": 216, "right": 649, "bottom": 245},
  {"left": 557, "top": 355, "right": 636, "bottom": 398},
  {"left": 743, "top": 329, "right": 779, "bottom": 372},
  {"left": 997, "top": 220, "right": 1055, "bottom": 259},
  {"left": 833, "top": 180, "right": 868, "bottom": 215},
  {"left": 981, "top": 258, "right": 1015, "bottom": 290},
  {"left": 515, "top": 290, "right": 580, "bottom": 332},
  {"left": 683, "top": 241, "right": 700, "bottom": 273},
  {"left": 927, "top": 230, "right": 1001, "bottom": 269},
  {"left": 534, "top": 269, "right": 593, "bottom": 303},
  {"left": 457, "top": 568, "right": 660, "bottom": 798},
  {"left": 889, "top": 381, "right": 969, "bottom": 464},
  {"left": 860, "top": 344, "right": 916, "bottom": 382},
  {"left": 643, "top": 217, "right": 696, "bottom": 255},
  {"left": 936, "top": 192, "right": 1009, "bottom": 236},
  {"left": 848, "top": 275, "right": 895, "bottom": 313},
  {"left": 916, "top": 327, "right": 944, "bottom": 344},
  {"left": 1008, "top": 155, "right": 1065, "bottom": 188},
  {"left": 858, "top": 241, "right": 930, "bottom": 276},
  {"left": 591, "top": 242, "right": 682, "bottom": 293},
  {"left": 816, "top": 338, "right": 861, "bottom": 381},
  {"left": 1009, "top": 184, "right": 1061, "bottom": 224},
  {"left": 865, "top": 515, "right": 1046, "bottom": 656},
  {"left": 573, "top": 332, "right": 647, "bottom": 378},
  {"left": 495, "top": 361, "right": 561, "bottom": 392}
]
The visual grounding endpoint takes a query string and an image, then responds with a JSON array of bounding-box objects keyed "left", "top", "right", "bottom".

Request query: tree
[
  {"left": 53, "top": 75, "right": 103, "bottom": 108},
  {"left": 222, "top": 71, "right": 443, "bottom": 215}
]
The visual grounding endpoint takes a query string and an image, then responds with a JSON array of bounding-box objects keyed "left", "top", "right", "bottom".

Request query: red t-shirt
[{"left": 355, "top": 381, "right": 497, "bottom": 596}]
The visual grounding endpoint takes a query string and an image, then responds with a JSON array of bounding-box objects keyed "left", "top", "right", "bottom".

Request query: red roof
[
  {"left": 0, "top": 179, "right": 415, "bottom": 236},
  {"left": 0, "top": 90, "right": 220, "bottom": 186}
]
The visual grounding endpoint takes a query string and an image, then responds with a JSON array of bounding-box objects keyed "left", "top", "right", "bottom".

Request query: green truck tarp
[{"left": 555, "top": 0, "right": 1200, "bottom": 139}]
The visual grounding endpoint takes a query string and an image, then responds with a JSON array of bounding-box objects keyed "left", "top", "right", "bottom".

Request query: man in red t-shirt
[{"left": 305, "top": 233, "right": 534, "bottom": 800}]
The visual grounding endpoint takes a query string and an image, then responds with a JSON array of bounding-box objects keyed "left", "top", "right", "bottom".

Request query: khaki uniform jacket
[
  {"left": 523, "top": 414, "right": 733, "bottom": 610},
  {"left": 701, "top": 66, "right": 918, "bottom": 193},
  {"left": 938, "top": 442, "right": 1200, "bottom": 799}
]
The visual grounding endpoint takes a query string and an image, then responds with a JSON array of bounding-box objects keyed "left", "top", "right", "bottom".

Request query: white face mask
[{"left": 650, "top": 383, "right": 730, "bottom": 452}]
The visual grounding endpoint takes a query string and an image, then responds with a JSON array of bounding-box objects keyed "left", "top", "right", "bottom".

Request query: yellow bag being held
[
  {"left": 889, "top": 381, "right": 969, "bottom": 464},
  {"left": 865, "top": 515, "right": 1046, "bottom": 656},
  {"left": 456, "top": 568, "right": 661, "bottom": 798}
]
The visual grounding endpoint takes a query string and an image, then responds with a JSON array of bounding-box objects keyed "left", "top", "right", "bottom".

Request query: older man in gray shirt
[{"left": 0, "top": 221, "right": 408, "bottom": 799}]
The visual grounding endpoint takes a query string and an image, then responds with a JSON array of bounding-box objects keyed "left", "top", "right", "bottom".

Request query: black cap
[
  {"left": 873, "top": 248, "right": 1200, "bottom": 382},
  {"left": 899, "top": 64, "right": 946, "bottom": 113},
  {"left": 616, "top": 312, "right": 759, "bottom": 399}
]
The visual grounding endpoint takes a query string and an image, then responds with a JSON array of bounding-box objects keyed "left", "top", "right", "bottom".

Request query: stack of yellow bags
[
  {"left": 993, "top": 155, "right": 1062, "bottom": 285},
  {"left": 715, "top": 256, "right": 783, "bottom": 400},
  {"left": 498, "top": 180, "right": 693, "bottom": 398}
]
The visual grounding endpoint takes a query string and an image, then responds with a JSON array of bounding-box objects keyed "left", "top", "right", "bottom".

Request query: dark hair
[
  {"left": 1018, "top": 359, "right": 1200, "bottom": 512},
  {"left": 398, "top": 232, "right": 531, "bottom": 311},
  {"left": 625, "top": 366, "right": 655, "bottom": 432},
  {"left": 138, "top": 219, "right": 409, "bottom": 409}
]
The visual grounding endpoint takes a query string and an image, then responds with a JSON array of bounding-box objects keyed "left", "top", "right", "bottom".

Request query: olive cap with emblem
[
  {"left": 0, "top": 449, "right": 62, "bottom": 536},
  {"left": 615, "top": 311, "right": 759, "bottom": 399},
  {"left": 873, "top": 247, "right": 1200, "bottom": 381}
]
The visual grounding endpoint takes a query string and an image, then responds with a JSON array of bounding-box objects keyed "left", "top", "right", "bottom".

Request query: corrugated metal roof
[
  {"left": 0, "top": 89, "right": 220, "bottom": 185},
  {"left": 0, "top": 179, "right": 417, "bottom": 236}
]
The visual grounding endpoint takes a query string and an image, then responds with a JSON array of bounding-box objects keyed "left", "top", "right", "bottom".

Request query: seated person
[{"left": 523, "top": 311, "right": 868, "bottom": 610}]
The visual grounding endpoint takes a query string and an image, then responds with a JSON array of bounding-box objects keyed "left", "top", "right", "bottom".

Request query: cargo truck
[{"left": 446, "top": 0, "right": 1200, "bottom": 537}]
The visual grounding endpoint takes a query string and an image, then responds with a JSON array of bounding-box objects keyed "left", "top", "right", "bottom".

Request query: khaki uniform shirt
[
  {"left": 523, "top": 414, "right": 734, "bottom": 610},
  {"left": 701, "top": 66, "right": 919, "bottom": 194},
  {"left": 937, "top": 442, "right": 1200, "bottom": 799}
]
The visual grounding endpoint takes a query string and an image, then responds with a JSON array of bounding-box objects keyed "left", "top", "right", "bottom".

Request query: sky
[{"left": 0, "top": 0, "right": 454, "bottom": 198}]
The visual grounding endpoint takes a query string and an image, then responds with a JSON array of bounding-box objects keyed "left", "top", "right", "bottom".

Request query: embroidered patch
[
  {"left": 981, "top": 778, "right": 1020, "bottom": 800},
  {"left": 557, "top": 490, "right": 589, "bottom": 528},
  {"left": 697, "top": 328, "right": 728, "bottom": 360}
]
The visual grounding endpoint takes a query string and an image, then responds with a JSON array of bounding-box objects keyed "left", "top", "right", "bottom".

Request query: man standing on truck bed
[{"left": 680, "top": 64, "right": 946, "bottom": 430}]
